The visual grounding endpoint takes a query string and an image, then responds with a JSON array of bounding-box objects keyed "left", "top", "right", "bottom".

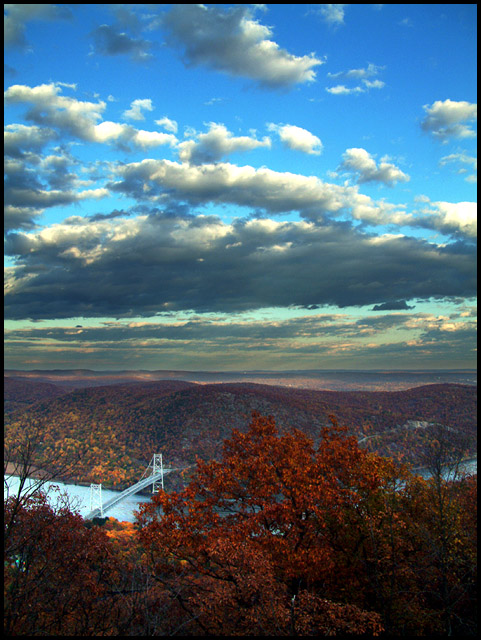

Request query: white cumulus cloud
[
  {"left": 339, "top": 148, "right": 410, "bottom": 186},
  {"left": 178, "top": 123, "right": 271, "bottom": 164},
  {"left": 123, "top": 98, "right": 154, "bottom": 121},
  {"left": 268, "top": 123, "right": 323, "bottom": 155},
  {"left": 155, "top": 116, "right": 178, "bottom": 134},
  {"left": 417, "top": 200, "right": 477, "bottom": 238},
  {"left": 421, "top": 99, "right": 477, "bottom": 141},
  {"left": 162, "top": 4, "right": 323, "bottom": 88}
]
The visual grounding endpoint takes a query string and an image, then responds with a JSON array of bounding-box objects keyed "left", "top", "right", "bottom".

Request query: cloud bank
[{"left": 5, "top": 211, "right": 476, "bottom": 320}]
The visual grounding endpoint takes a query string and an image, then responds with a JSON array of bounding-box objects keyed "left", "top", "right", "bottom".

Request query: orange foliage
[
  {"left": 4, "top": 493, "right": 122, "bottom": 635},
  {"left": 4, "top": 410, "right": 477, "bottom": 636},
  {"left": 4, "top": 381, "right": 476, "bottom": 491},
  {"left": 137, "top": 412, "right": 477, "bottom": 636}
]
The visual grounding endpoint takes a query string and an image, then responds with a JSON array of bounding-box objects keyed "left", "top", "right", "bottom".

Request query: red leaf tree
[{"left": 137, "top": 412, "right": 477, "bottom": 636}]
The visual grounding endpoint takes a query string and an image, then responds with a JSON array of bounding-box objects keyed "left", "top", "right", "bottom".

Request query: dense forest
[
  {"left": 4, "top": 377, "right": 71, "bottom": 414},
  {"left": 4, "top": 378, "right": 477, "bottom": 490},
  {"left": 4, "top": 412, "right": 477, "bottom": 636}
]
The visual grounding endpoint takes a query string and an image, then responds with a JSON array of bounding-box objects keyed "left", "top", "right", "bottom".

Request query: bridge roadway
[{"left": 85, "top": 468, "right": 176, "bottom": 519}]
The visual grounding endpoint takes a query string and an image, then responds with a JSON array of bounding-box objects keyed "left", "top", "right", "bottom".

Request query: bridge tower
[
  {"left": 89, "top": 483, "right": 103, "bottom": 516},
  {"left": 151, "top": 453, "right": 164, "bottom": 493}
]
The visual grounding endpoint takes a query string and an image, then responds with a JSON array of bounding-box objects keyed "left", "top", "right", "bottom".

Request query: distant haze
[{"left": 4, "top": 368, "right": 476, "bottom": 392}]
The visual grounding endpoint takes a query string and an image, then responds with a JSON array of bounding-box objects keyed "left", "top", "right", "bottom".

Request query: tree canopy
[
  {"left": 136, "top": 412, "right": 477, "bottom": 636},
  {"left": 5, "top": 411, "right": 477, "bottom": 636}
]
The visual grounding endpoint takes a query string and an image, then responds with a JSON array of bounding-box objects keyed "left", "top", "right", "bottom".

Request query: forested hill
[
  {"left": 4, "top": 380, "right": 476, "bottom": 490},
  {"left": 4, "top": 376, "right": 72, "bottom": 414}
]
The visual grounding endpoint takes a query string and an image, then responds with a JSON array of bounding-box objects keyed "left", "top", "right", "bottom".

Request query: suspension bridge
[{"left": 85, "top": 454, "right": 176, "bottom": 519}]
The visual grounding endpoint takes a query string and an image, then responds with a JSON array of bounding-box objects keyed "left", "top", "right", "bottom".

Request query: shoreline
[
  {"left": 5, "top": 461, "right": 56, "bottom": 481},
  {"left": 6, "top": 457, "right": 476, "bottom": 491},
  {"left": 4, "top": 462, "right": 93, "bottom": 488},
  {"left": 4, "top": 462, "right": 152, "bottom": 494}
]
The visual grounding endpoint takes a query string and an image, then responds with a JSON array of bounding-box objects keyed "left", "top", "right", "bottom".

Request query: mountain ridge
[
  {"left": 4, "top": 379, "right": 476, "bottom": 491},
  {"left": 4, "top": 367, "right": 476, "bottom": 391}
]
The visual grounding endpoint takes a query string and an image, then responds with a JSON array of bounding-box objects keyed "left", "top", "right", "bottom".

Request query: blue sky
[{"left": 4, "top": 4, "right": 477, "bottom": 371}]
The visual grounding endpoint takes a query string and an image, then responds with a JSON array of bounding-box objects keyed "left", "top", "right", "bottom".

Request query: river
[
  {"left": 4, "top": 475, "right": 155, "bottom": 523},
  {"left": 4, "top": 459, "right": 476, "bottom": 523}
]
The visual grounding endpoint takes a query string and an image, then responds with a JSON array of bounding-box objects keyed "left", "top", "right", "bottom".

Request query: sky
[{"left": 4, "top": 3, "right": 477, "bottom": 371}]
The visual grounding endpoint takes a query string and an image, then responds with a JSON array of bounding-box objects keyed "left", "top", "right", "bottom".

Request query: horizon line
[{"left": 4, "top": 368, "right": 477, "bottom": 374}]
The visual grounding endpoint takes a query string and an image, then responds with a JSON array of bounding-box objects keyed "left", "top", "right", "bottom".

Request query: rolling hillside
[
  {"left": 4, "top": 379, "right": 477, "bottom": 490},
  {"left": 4, "top": 376, "right": 73, "bottom": 413}
]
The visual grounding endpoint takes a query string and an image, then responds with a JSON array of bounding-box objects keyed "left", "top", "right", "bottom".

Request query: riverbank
[
  {"left": 410, "top": 457, "right": 477, "bottom": 478},
  {"left": 5, "top": 457, "right": 475, "bottom": 497},
  {"left": 4, "top": 461, "right": 185, "bottom": 494},
  {"left": 4, "top": 462, "right": 95, "bottom": 489},
  {"left": 5, "top": 473, "right": 153, "bottom": 523},
  {"left": 4, "top": 461, "right": 55, "bottom": 481}
]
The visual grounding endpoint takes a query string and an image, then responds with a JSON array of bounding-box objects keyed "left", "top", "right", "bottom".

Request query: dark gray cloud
[
  {"left": 90, "top": 24, "right": 154, "bottom": 62},
  {"left": 4, "top": 149, "right": 107, "bottom": 233},
  {"left": 4, "top": 211, "right": 476, "bottom": 320},
  {"left": 372, "top": 300, "right": 415, "bottom": 311},
  {"left": 88, "top": 209, "right": 133, "bottom": 222}
]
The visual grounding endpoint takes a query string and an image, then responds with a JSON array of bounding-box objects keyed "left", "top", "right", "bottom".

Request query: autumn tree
[
  {"left": 4, "top": 418, "right": 188, "bottom": 636},
  {"left": 410, "top": 423, "right": 477, "bottom": 635},
  {"left": 136, "top": 412, "right": 477, "bottom": 636},
  {"left": 4, "top": 418, "right": 85, "bottom": 553},
  {"left": 4, "top": 491, "right": 188, "bottom": 636},
  {"left": 398, "top": 467, "right": 477, "bottom": 634},
  {"left": 4, "top": 491, "right": 120, "bottom": 635},
  {"left": 137, "top": 413, "right": 406, "bottom": 635}
]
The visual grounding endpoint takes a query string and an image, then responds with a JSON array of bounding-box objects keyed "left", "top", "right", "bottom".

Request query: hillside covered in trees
[
  {"left": 4, "top": 376, "right": 71, "bottom": 414},
  {"left": 5, "top": 412, "right": 477, "bottom": 636},
  {"left": 4, "top": 378, "right": 476, "bottom": 490}
]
